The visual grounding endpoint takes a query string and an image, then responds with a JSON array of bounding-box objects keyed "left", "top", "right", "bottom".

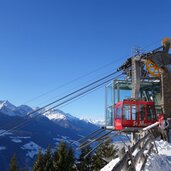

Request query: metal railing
[{"left": 111, "top": 122, "right": 159, "bottom": 171}]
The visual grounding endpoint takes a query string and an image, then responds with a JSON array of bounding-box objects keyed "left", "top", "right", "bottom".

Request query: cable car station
[{"left": 105, "top": 38, "right": 171, "bottom": 132}]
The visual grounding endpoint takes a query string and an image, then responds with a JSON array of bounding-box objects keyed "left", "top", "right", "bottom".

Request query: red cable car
[{"left": 114, "top": 99, "right": 157, "bottom": 130}]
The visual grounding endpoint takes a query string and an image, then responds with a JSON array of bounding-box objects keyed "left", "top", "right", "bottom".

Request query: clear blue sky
[{"left": 0, "top": 0, "right": 170, "bottom": 120}]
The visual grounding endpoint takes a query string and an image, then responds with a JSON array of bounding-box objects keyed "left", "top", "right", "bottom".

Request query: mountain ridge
[{"left": 0, "top": 100, "right": 100, "bottom": 170}]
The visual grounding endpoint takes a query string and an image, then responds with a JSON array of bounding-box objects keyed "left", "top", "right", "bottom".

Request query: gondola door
[{"left": 114, "top": 102, "right": 123, "bottom": 130}]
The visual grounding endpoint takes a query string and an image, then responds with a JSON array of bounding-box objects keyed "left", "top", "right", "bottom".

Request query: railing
[{"left": 111, "top": 122, "right": 159, "bottom": 171}]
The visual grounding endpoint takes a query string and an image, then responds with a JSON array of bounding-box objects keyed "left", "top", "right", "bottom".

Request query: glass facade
[{"left": 105, "top": 82, "right": 114, "bottom": 127}]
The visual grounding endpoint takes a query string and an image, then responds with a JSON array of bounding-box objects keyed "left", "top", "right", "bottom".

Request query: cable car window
[
  {"left": 116, "top": 108, "right": 121, "bottom": 119},
  {"left": 132, "top": 105, "right": 137, "bottom": 120},
  {"left": 123, "top": 105, "right": 131, "bottom": 120},
  {"left": 140, "top": 105, "right": 145, "bottom": 120},
  {"left": 147, "top": 105, "right": 154, "bottom": 120}
]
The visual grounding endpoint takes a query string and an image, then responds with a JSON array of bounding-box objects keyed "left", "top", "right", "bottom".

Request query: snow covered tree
[
  {"left": 9, "top": 154, "right": 19, "bottom": 171},
  {"left": 53, "top": 141, "right": 75, "bottom": 171},
  {"left": 32, "top": 149, "right": 45, "bottom": 171}
]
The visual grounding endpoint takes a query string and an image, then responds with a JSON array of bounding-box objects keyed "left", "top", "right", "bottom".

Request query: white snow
[
  {"left": 10, "top": 136, "right": 31, "bottom": 143},
  {"left": 21, "top": 141, "right": 41, "bottom": 158},
  {"left": 0, "top": 100, "right": 16, "bottom": 110},
  {"left": 100, "top": 158, "right": 120, "bottom": 171},
  {"left": 0, "top": 100, "right": 33, "bottom": 116},
  {"left": 53, "top": 137, "right": 62, "bottom": 142},
  {"left": 53, "top": 136, "right": 74, "bottom": 144},
  {"left": 44, "top": 112, "right": 66, "bottom": 120},
  {"left": 100, "top": 140, "right": 171, "bottom": 171},
  {"left": 0, "top": 146, "right": 6, "bottom": 150},
  {"left": 11, "top": 139, "right": 22, "bottom": 143},
  {"left": 10, "top": 136, "right": 31, "bottom": 139},
  {"left": 81, "top": 117, "right": 105, "bottom": 126},
  {"left": 143, "top": 140, "right": 171, "bottom": 171},
  {"left": 42, "top": 108, "right": 79, "bottom": 122},
  {"left": 0, "top": 129, "right": 13, "bottom": 136},
  {"left": 0, "top": 100, "right": 16, "bottom": 116}
]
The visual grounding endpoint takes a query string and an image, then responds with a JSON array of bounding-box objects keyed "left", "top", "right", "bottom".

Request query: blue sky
[{"left": 0, "top": 0, "right": 170, "bottom": 120}]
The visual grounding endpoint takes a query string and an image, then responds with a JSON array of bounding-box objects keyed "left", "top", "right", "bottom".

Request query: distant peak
[{"left": 0, "top": 100, "right": 16, "bottom": 110}]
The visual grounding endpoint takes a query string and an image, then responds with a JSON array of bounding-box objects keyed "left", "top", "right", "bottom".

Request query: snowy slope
[
  {"left": 101, "top": 139, "right": 171, "bottom": 171},
  {"left": 144, "top": 140, "right": 171, "bottom": 171},
  {"left": 43, "top": 108, "right": 77, "bottom": 121}
]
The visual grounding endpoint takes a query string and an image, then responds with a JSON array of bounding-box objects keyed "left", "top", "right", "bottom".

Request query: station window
[
  {"left": 123, "top": 105, "right": 131, "bottom": 120},
  {"left": 106, "top": 106, "right": 113, "bottom": 126}
]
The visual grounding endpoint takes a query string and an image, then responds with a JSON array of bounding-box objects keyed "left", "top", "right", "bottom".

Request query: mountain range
[{"left": 0, "top": 100, "right": 101, "bottom": 170}]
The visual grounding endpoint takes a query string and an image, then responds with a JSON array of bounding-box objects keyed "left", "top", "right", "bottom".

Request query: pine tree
[
  {"left": 77, "top": 145, "right": 93, "bottom": 171},
  {"left": 9, "top": 154, "right": 19, "bottom": 171},
  {"left": 53, "top": 141, "right": 75, "bottom": 171},
  {"left": 99, "top": 137, "right": 118, "bottom": 159},
  {"left": 44, "top": 145, "right": 54, "bottom": 171},
  {"left": 92, "top": 147, "right": 106, "bottom": 171},
  {"left": 92, "top": 137, "right": 118, "bottom": 170},
  {"left": 32, "top": 149, "right": 45, "bottom": 171},
  {"left": 23, "top": 166, "right": 29, "bottom": 171},
  {"left": 67, "top": 147, "right": 75, "bottom": 171}
]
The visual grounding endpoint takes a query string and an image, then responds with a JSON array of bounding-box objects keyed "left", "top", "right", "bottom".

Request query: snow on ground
[
  {"left": 143, "top": 140, "right": 171, "bottom": 171},
  {"left": 10, "top": 136, "right": 31, "bottom": 139},
  {"left": 100, "top": 140, "right": 171, "bottom": 171},
  {"left": 100, "top": 158, "right": 120, "bottom": 171},
  {"left": 53, "top": 135, "right": 79, "bottom": 147},
  {"left": 0, "top": 129, "right": 12, "bottom": 136},
  {"left": 11, "top": 138, "right": 22, "bottom": 143},
  {"left": 21, "top": 141, "right": 42, "bottom": 158},
  {"left": 10, "top": 136, "right": 31, "bottom": 143},
  {"left": 0, "top": 146, "right": 6, "bottom": 150}
]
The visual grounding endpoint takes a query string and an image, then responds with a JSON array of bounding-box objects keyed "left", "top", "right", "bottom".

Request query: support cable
[{"left": 0, "top": 73, "right": 123, "bottom": 136}]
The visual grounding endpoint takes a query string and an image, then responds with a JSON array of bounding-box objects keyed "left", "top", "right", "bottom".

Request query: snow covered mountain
[
  {"left": 81, "top": 118, "right": 105, "bottom": 126},
  {"left": 0, "top": 100, "right": 33, "bottom": 116},
  {"left": 0, "top": 100, "right": 17, "bottom": 116},
  {"left": 0, "top": 100, "right": 99, "bottom": 170},
  {"left": 0, "top": 100, "right": 103, "bottom": 126}
]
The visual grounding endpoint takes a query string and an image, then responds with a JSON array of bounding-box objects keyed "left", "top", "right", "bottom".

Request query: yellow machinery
[{"left": 146, "top": 38, "right": 171, "bottom": 77}]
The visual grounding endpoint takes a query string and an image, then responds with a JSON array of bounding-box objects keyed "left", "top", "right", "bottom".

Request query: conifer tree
[
  {"left": 77, "top": 145, "right": 93, "bottom": 171},
  {"left": 23, "top": 166, "right": 29, "bottom": 171},
  {"left": 99, "top": 138, "right": 118, "bottom": 159},
  {"left": 53, "top": 141, "right": 75, "bottom": 171},
  {"left": 67, "top": 147, "right": 75, "bottom": 171},
  {"left": 32, "top": 149, "right": 44, "bottom": 171},
  {"left": 92, "top": 137, "right": 118, "bottom": 170},
  {"left": 44, "top": 145, "right": 54, "bottom": 171},
  {"left": 9, "top": 154, "right": 19, "bottom": 171}
]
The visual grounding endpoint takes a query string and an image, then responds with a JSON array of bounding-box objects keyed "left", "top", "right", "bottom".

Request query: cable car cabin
[{"left": 114, "top": 99, "right": 157, "bottom": 130}]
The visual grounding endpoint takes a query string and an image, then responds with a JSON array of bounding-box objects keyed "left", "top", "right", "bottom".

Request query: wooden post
[
  {"left": 161, "top": 73, "right": 171, "bottom": 118},
  {"left": 118, "top": 147, "right": 125, "bottom": 160},
  {"left": 128, "top": 146, "right": 136, "bottom": 171}
]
